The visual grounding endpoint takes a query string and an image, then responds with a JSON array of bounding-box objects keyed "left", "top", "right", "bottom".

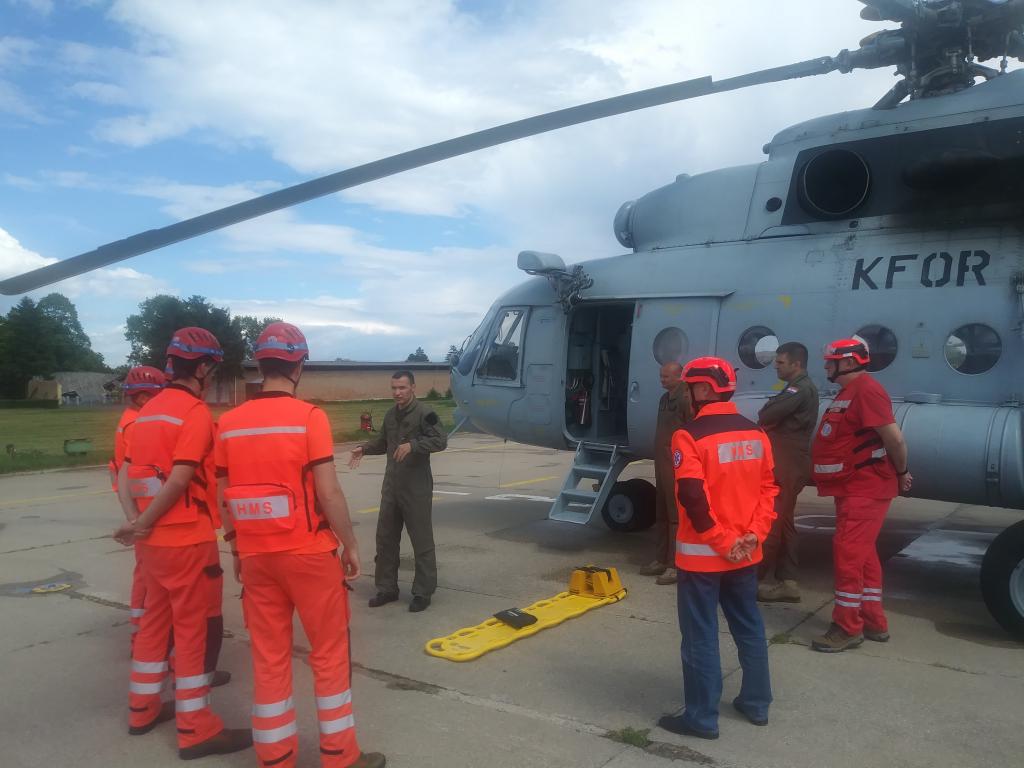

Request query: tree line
[{"left": 1, "top": 292, "right": 456, "bottom": 399}]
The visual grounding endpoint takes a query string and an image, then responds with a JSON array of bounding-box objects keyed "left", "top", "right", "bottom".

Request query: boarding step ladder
[{"left": 548, "top": 441, "right": 629, "bottom": 525}]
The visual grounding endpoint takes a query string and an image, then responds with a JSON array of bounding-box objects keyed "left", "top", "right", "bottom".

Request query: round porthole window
[
  {"left": 944, "top": 324, "right": 1001, "bottom": 375},
  {"left": 738, "top": 326, "right": 778, "bottom": 369},
  {"left": 653, "top": 327, "right": 688, "bottom": 364},
  {"left": 854, "top": 325, "right": 897, "bottom": 372}
]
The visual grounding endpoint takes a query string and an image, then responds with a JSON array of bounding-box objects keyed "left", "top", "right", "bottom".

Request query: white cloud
[{"left": 9, "top": 0, "right": 55, "bottom": 15}]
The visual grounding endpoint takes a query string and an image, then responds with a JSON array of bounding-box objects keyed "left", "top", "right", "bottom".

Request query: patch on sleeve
[
  {"left": 672, "top": 449, "right": 682, "bottom": 468},
  {"left": 785, "top": 387, "right": 799, "bottom": 394},
  {"left": 425, "top": 412, "right": 439, "bottom": 426}
]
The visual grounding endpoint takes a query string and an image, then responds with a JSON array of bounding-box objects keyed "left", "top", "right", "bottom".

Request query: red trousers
[
  {"left": 129, "top": 541, "right": 225, "bottom": 748},
  {"left": 242, "top": 551, "right": 360, "bottom": 768},
  {"left": 832, "top": 496, "right": 890, "bottom": 636}
]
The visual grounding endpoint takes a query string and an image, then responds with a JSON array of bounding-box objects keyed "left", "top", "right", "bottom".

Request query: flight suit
[
  {"left": 361, "top": 398, "right": 447, "bottom": 599},
  {"left": 756, "top": 372, "right": 819, "bottom": 582},
  {"left": 112, "top": 406, "right": 148, "bottom": 640},
  {"left": 653, "top": 383, "right": 692, "bottom": 566}
]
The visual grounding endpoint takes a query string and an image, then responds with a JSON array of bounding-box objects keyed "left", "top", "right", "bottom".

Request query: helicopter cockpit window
[
  {"left": 738, "top": 326, "right": 778, "bottom": 369},
  {"left": 477, "top": 308, "right": 526, "bottom": 381},
  {"left": 855, "top": 324, "right": 897, "bottom": 372},
  {"left": 653, "top": 327, "right": 688, "bottom": 365},
  {"left": 944, "top": 324, "right": 1001, "bottom": 375}
]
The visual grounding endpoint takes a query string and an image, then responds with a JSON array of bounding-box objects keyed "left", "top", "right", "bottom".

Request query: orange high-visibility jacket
[
  {"left": 109, "top": 406, "right": 139, "bottom": 492},
  {"left": 214, "top": 392, "right": 339, "bottom": 556},
  {"left": 125, "top": 384, "right": 216, "bottom": 546},
  {"left": 672, "top": 401, "right": 778, "bottom": 572}
]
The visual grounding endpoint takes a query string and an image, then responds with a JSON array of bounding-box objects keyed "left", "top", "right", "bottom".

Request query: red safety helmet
[
  {"left": 824, "top": 338, "right": 870, "bottom": 366},
  {"left": 123, "top": 366, "right": 166, "bottom": 393},
  {"left": 682, "top": 356, "right": 737, "bottom": 393},
  {"left": 166, "top": 327, "right": 224, "bottom": 362},
  {"left": 254, "top": 322, "right": 309, "bottom": 362}
]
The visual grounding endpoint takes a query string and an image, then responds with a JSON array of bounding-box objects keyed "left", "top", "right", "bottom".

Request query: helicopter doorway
[{"left": 564, "top": 303, "right": 634, "bottom": 445}]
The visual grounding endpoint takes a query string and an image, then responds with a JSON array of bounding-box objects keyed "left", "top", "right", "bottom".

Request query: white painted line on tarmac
[
  {"left": 433, "top": 490, "right": 471, "bottom": 496},
  {"left": 484, "top": 493, "right": 556, "bottom": 503}
]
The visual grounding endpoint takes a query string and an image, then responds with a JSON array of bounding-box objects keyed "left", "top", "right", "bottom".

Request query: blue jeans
[{"left": 676, "top": 565, "right": 772, "bottom": 732}]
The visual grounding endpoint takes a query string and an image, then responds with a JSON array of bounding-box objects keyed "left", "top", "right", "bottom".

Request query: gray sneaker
[
  {"left": 757, "top": 579, "right": 801, "bottom": 603},
  {"left": 639, "top": 560, "right": 667, "bottom": 576}
]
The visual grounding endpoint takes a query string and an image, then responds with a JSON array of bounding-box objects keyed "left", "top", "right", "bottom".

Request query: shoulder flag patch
[
  {"left": 785, "top": 387, "right": 799, "bottom": 393},
  {"left": 425, "top": 412, "right": 439, "bottom": 426}
]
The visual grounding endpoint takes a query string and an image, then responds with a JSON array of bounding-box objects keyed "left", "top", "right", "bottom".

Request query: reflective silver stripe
[
  {"left": 316, "top": 691, "right": 352, "bottom": 710},
  {"left": 863, "top": 587, "right": 882, "bottom": 594},
  {"left": 230, "top": 495, "right": 290, "bottom": 521},
  {"left": 318, "top": 714, "right": 355, "bottom": 735},
  {"left": 252, "top": 697, "right": 295, "bottom": 718},
  {"left": 130, "top": 608, "right": 146, "bottom": 618},
  {"left": 253, "top": 721, "right": 298, "bottom": 744},
  {"left": 830, "top": 400, "right": 851, "bottom": 409},
  {"left": 717, "top": 439, "right": 764, "bottom": 465},
  {"left": 131, "top": 659, "right": 168, "bottom": 674},
  {"left": 176, "top": 694, "right": 210, "bottom": 713},
  {"left": 835, "top": 599, "right": 861, "bottom": 608},
  {"left": 835, "top": 591, "right": 862, "bottom": 599},
  {"left": 814, "top": 463, "right": 845, "bottom": 474},
  {"left": 220, "top": 426, "right": 307, "bottom": 440},
  {"left": 176, "top": 672, "right": 212, "bottom": 689},
  {"left": 129, "top": 680, "right": 165, "bottom": 695},
  {"left": 676, "top": 541, "right": 717, "bottom": 557},
  {"left": 135, "top": 414, "right": 184, "bottom": 426},
  {"left": 129, "top": 476, "right": 163, "bottom": 498},
  {"left": 862, "top": 595, "right": 882, "bottom": 602},
  {"left": 870, "top": 448, "right": 887, "bottom": 459}
]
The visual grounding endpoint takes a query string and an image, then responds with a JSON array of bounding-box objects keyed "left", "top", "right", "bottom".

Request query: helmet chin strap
[
  {"left": 827, "top": 362, "right": 866, "bottom": 383},
  {"left": 687, "top": 384, "right": 715, "bottom": 414}
]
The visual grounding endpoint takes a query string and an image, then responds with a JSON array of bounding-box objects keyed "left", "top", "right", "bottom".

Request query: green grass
[
  {"left": 605, "top": 727, "right": 652, "bottom": 748},
  {"left": 0, "top": 398, "right": 457, "bottom": 475}
]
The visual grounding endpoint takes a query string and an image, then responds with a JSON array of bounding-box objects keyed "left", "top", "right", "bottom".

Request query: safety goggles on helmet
[
  {"left": 166, "top": 327, "right": 224, "bottom": 362},
  {"left": 823, "top": 338, "right": 870, "bottom": 366},
  {"left": 681, "top": 356, "right": 737, "bottom": 393},
  {"left": 123, "top": 366, "right": 167, "bottom": 392},
  {"left": 254, "top": 322, "right": 309, "bottom": 362}
]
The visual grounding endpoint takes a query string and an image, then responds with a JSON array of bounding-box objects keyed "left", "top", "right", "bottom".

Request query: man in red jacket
[
  {"left": 657, "top": 357, "right": 778, "bottom": 740},
  {"left": 810, "top": 338, "right": 913, "bottom": 652}
]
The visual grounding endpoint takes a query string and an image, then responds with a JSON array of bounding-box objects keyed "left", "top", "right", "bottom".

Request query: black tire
[
  {"left": 601, "top": 479, "right": 657, "bottom": 532},
  {"left": 979, "top": 520, "right": 1024, "bottom": 640}
]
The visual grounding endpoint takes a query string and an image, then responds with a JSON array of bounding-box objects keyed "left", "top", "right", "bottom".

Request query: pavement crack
[{"left": 0, "top": 535, "right": 111, "bottom": 555}]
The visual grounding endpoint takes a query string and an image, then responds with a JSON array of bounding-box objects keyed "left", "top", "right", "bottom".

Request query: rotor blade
[
  {"left": 0, "top": 56, "right": 837, "bottom": 296},
  {"left": 858, "top": 0, "right": 917, "bottom": 22}
]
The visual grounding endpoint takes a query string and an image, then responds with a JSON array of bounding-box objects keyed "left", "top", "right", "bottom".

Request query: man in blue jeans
[{"left": 658, "top": 357, "right": 778, "bottom": 739}]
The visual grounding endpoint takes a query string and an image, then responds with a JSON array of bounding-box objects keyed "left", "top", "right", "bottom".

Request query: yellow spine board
[{"left": 425, "top": 566, "right": 626, "bottom": 662}]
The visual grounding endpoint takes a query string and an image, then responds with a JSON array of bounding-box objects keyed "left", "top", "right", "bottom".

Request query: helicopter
[{"left": 3, "top": 0, "right": 1024, "bottom": 638}]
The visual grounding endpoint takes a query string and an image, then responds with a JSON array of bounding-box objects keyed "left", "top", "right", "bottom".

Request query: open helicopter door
[{"left": 625, "top": 296, "right": 726, "bottom": 451}]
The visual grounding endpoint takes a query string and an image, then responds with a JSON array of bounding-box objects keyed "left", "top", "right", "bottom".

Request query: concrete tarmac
[{"left": 1, "top": 433, "right": 1022, "bottom": 767}]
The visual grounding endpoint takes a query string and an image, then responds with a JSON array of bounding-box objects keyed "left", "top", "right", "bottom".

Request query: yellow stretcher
[{"left": 425, "top": 566, "right": 626, "bottom": 662}]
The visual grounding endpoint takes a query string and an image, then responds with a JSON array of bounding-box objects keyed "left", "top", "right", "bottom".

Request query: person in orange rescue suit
[
  {"left": 756, "top": 342, "right": 819, "bottom": 604},
  {"left": 656, "top": 357, "right": 778, "bottom": 741},
  {"left": 113, "top": 327, "right": 252, "bottom": 760},
  {"left": 215, "top": 322, "right": 385, "bottom": 768},
  {"left": 640, "top": 361, "right": 693, "bottom": 584},
  {"left": 110, "top": 366, "right": 166, "bottom": 643},
  {"left": 810, "top": 338, "right": 913, "bottom": 653}
]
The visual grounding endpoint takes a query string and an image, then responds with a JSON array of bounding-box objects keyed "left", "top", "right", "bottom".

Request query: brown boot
[
  {"left": 178, "top": 728, "right": 253, "bottom": 760},
  {"left": 639, "top": 560, "right": 667, "bottom": 576},
  {"left": 811, "top": 623, "right": 864, "bottom": 653},
  {"left": 757, "top": 579, "right": 801, "bottom": 603},
  {"left": 655, "top": 568, "right": 678, "bottom": 585},
  {"left": 351, "top": 752, "right": 387, "bottom": 768},
  {"left": 864, "top": 626, "right": 890, "bottom": 642}
]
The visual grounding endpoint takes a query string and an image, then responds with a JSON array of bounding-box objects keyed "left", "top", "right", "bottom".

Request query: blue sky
[{"left": 1, "top": 0, "right": 1013, "bottom": 366}]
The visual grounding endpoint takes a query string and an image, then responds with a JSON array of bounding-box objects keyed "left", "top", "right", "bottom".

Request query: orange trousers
[
  {"left": 832, "top": 496, "right": 890, "bottom": 636},
  {"left": 129, "top": 544, "right": 146, "bottom": 644},
  {"left": 242, "top": 551, "right": 360, "bottom": 768},
  {"left": 129, "top": 541, "right": 225, "bottom": 748}
]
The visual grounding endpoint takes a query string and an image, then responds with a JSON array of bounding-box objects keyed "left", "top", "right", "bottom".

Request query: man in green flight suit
[
  {"left": 349, "top": 370, "right": 448, "bottom": 612},
  {"left": 757, "top": 342, "right": 819, "bottom": 603},
  {"left": 639, "top": 361, "right": 693, "bottom": 585}
]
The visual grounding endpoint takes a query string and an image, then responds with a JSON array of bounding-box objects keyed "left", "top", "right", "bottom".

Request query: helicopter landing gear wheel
[
  {"left": 980, "top": 520, "right": 1024, "bottom": 640},
  {"left": 601, "top": 479, "right": 656, "bottom": 533}
]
